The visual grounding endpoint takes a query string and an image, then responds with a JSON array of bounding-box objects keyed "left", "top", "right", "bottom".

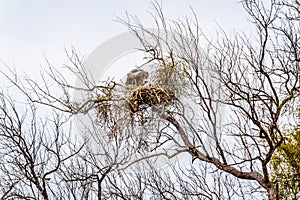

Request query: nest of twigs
[{"left": 128, "top": 85, "right": 175, "bottom": 113}]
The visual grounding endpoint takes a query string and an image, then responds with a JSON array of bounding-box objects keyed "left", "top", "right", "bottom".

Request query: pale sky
[{"left": 0, "top": 0, "right": 252, "bottom": 79}]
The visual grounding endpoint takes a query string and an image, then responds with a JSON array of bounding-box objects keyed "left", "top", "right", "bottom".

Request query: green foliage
[
  {"left": 152, "top": 58, "right": 189, "bottom": 98},
  {"left": 270, "top": 128, "right": 300, "bottom": 199}
]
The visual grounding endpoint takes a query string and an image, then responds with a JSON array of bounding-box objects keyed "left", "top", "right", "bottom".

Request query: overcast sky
[{"left": 0, "top": 0, "right": 252, "bottom": 79}]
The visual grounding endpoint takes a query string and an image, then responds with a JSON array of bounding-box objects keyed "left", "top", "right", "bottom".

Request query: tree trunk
[{"left": 267, "top": 187, "right": 278, "bottom": 200}]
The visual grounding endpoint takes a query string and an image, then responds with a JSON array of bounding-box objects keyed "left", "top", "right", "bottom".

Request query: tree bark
[{"left": 267, "top": 187, "right": 278, "bottom": 200}]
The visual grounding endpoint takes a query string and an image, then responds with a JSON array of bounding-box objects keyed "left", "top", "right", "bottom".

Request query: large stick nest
[{"left": 128, "top": 85, "right": 175, "bottom": 113}]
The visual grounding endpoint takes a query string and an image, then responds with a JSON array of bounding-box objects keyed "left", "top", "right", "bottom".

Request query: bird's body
[{"left": 126, "top": 68, "right": 149, "bottom": 86}]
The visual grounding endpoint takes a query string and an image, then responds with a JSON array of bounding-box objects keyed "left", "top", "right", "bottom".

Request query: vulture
[{"left": 126, "top": 68, "right": 149, "bottom": 86}]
